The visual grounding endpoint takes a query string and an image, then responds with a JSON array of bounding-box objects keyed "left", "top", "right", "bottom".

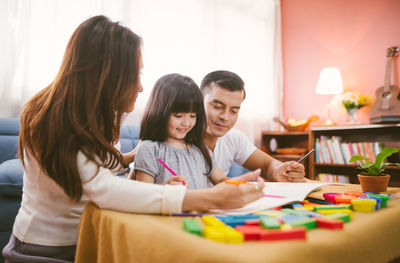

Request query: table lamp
[{"left": 315, "top": 67, "right": 344, "bottom": 125}]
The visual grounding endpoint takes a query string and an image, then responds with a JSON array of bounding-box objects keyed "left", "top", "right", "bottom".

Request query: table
[{"left": 75, "top": 184, "right": 400, "bottom": 263}]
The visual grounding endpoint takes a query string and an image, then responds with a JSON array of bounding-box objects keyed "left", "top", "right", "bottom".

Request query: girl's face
[{"left": 167, "top": 112, "right": 197, "bottom": 141}]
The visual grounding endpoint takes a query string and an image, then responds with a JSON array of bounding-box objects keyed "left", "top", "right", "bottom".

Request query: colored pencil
[
  {"left": 157, "top": 158, "right": 186, "bottom": 185},
  {"left": 171, "top": 212, "right": 219, "bottom": 217},
  {"left": 297, "top": 148, "right": 315, "bottom": 163},
  {"left": 264, "top": 194, "right": 285, "bottom": 199},
  {"left": 225, "top": 180, "right": 248, "bottom": 185}
]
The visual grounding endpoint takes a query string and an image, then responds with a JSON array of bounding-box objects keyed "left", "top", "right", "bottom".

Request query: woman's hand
[
  {"left": 273, "top": 161, "right": 306, "bottom": 182},
  {"left": 122, "top": 140, "right": 143, "bottom": 168},
  {"left": 211, "top": 169, "right": 264, "bottom": 209},
  {"left": 182, "top": 169, "right": 264, "bottom": 212},
  {"left": 163, "top": 176, "right": 188, "bottom": 186}
]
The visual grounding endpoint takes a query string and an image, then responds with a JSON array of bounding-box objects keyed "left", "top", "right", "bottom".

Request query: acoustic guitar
[{"left": 370, "top": 46, "right": 400, "bottom": 123}]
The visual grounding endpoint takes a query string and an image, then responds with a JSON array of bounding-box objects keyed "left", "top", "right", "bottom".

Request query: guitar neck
[{"left": 383, "top": 57, "right": 393, "bottom": 92}]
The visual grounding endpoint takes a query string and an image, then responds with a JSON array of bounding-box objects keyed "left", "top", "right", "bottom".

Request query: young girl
[
  {"left": 2, "top": 15, "right": 264, "bottom": 262},
  {"left": 134, "top": 73, "right": 229, "bottom": 189}
]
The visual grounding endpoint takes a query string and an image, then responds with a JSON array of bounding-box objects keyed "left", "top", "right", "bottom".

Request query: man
[{"left": 200, "top": 70, "right": 306, "bottom": 182}]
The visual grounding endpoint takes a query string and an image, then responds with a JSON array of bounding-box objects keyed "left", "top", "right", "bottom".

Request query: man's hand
[{"left": 273, "top": 161, "right": 306, "bottom": 182}]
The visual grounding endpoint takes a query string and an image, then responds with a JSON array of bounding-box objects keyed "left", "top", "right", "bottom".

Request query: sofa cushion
[
  {"left": 0, "top": 136, "right": 19, "bottom": 164},
  {"left": 120, "top": 125, "right": 141, "bottom": 153},
  {"left": 0, "top": 118, "right": 20, "bottom": 165},
  {"left": 0, "top": 159, "right": 24, "bottom": 197},
  {"left": 0, "top": 118, "right": 20, "bottom": 135}
]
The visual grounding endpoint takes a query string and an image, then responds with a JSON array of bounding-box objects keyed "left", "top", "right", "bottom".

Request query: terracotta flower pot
[{"left": 357, "top": 174, "right": 390, "bottom": 193}]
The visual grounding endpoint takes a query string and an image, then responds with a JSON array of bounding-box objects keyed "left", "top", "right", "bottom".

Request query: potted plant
[{"left": 349, "top": 147, "right": 400, "bottom": 192}]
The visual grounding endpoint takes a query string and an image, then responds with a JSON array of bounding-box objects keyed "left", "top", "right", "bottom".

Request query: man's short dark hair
[{"left": 200, "top": 70, "right": 246, "bottom": 99}]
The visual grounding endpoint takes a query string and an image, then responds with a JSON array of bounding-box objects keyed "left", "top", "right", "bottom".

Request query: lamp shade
[{"left": 315, "top": 67, "right": 344, "bottom": 95}]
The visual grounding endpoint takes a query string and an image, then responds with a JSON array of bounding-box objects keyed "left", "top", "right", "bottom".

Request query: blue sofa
[{"left": 0, "top": 117, "right": 247, "bottom": 261}]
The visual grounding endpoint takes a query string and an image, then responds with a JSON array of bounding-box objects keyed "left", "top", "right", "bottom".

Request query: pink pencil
[
  {"left": 157, "top": 158, "right": 186, "bottom": 185},
  {"left": 264, "top": 194, "right": 285, "bottom": 199}
]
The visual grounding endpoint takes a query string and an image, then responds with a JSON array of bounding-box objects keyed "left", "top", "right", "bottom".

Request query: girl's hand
[
  {"left": 274, "top": 161, "right": 306, "bottom": 182},
  {"left": 164, "top": 176, "right": 188, "bottom": 186}
]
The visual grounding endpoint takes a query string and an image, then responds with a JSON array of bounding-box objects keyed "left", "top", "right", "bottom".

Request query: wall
[{"left": 282, "top": 0, "right": 400, "bottom": 125}]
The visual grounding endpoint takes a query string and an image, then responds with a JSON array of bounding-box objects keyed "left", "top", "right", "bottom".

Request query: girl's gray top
[{"left": 134, "top": 140, "right": 216, "bottom": 189}]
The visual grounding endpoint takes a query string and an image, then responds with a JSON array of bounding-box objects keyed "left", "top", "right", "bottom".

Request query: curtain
[{"left": 0, "top": 0, "right": 282, "bottom": 147}]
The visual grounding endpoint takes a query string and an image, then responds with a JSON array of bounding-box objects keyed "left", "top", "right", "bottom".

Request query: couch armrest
[{"left": 0, "top": 159, "right": 24, "bottom": 197}]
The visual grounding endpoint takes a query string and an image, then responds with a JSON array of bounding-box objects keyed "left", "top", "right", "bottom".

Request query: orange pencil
[{"left": 225, "top": 180, "right": 248, "bottom": 185}]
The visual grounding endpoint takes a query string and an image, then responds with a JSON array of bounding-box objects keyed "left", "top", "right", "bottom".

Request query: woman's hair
[
  {"left": 19, "top": 15, "right": 142, "bottom": 201},
  {"left": 140, "top": 73, "right": 212, "bottom": 174}
]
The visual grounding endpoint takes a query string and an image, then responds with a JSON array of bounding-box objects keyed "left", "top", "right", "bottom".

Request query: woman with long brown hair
[{"left": 2, "top": 15, "right": 264, "bottom": 262}]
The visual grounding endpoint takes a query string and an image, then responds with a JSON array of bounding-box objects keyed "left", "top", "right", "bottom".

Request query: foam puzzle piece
[
  {"left": 280, "top": 214, "right": 309, "bottom": 224},
  {"left": 235, "top": 225, "right": 262, "bottom": 241},
  {"left": 259, "top": 216, "right": 281, "bottom": 229},
  {"left": 203, "top": 226, "right": 225, "bottom": 242},
  {"left": 313, "top": 204, "right": 351, "bottom": 211},
  {"left": 201, "top": 216, "right": 225, "bottom": 227},
  {"left": 218, "top": 226, "right": 244, "bottom": 243},
  {"left": 366, "top": 194, "right": 390, "bottom": 208},
  {"left": 324, "top": 212, "right": 351, "bottom": 223},
  {"left": 334, "top": 195, "right": 357, "bottom": 204},
  {"left": 289, "top": 218, "right": 317, "bottom": 230},
  {"left": 351, "top": 198, "right": 376, "bottom": 212},
  {"left": 260, "top": 227, "right": 307, "bottom": 241},
  {"left": 183, "top": 219, "right": 203, "bottom": 236},
  {"left": 203, "top": 225, "right": 244, "bottom": 243},
  {"left": 344, "top": 191, "right": 366, "bottom": 197},
  {"left": 245, "top": 219, "right": 260, "bottom": 226},
  {"left": 317, "top": 209, "right": 353, "bottom": 219},
  {"left": 315, "top": 217, "right": 343, "bottom": 230}
]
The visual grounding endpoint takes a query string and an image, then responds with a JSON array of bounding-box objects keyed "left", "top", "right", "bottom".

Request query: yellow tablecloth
[{"left": 75, "top": 184, "right": 400, "bottom": 263}]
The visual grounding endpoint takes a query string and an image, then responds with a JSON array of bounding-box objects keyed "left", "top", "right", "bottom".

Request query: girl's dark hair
[
  {"left": 140, "top": 73, "right": 212, "bottom": 174},
  {"left": 19, "top": 15, "right": 142, "bottom": 201}
]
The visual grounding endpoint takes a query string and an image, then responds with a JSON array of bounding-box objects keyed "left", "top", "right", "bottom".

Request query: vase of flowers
[{"left": 339, "top": 89, "right": 372, "bottom": 124}]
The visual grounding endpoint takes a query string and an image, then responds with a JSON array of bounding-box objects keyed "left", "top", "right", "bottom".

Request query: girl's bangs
[{"left": 171, "top": 89, "right": 203, "bottom": 113}]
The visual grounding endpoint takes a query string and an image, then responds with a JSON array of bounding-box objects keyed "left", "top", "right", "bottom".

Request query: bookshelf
[
  {"left": 261, "top": 131, "right": 311, "bottom": 175},
  {"left": 310, "top": 124, "right": 400, "bottom": 187}
]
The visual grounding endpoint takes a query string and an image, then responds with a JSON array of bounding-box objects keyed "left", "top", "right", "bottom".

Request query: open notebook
[{"left": 211, "top": 182, "right": 338, "bottom": 215}]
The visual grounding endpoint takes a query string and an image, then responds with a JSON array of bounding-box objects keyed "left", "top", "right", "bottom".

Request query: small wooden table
[{"left": 75, "top": 184, "right": 400, "bottom": 263}]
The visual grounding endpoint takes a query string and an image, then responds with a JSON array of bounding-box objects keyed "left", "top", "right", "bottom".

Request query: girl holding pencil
[{"left": 134, "top": 74, "right": 230, "bottom": 189}]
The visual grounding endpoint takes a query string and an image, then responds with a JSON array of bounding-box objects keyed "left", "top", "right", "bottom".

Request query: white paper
[{"left": 211, "top": 182, "right": 334, "bottom": 215}]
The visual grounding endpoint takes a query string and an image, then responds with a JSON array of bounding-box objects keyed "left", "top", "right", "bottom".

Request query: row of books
[
  {"left": 314, "top": 136, "right": 383, "bottom": 164},
  {"left": 317, "top": 173, "right": 350, "bottom": 183}
]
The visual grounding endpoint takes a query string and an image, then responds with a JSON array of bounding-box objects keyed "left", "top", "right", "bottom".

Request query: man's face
[{"left": 203, "top": 85, "right": 244, "bottom": 138}]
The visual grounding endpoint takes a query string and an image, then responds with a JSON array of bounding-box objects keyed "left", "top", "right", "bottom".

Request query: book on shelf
[
  {"left": 340, "top": 142, "right": 350, "bottom": 164},
  {"left": 314, "top": 136, "right": 384, "bottom": 164},
  {"left": 332, "top": 136, "right": 345, "bottom": 164}
]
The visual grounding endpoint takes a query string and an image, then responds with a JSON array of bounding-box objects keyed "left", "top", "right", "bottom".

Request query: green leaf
[
  {"left": 349, "top": 155, "right": 370, "bottom": 163},
  {"left": 369, "top": 166, "right": 381, "bottom": 176},
  {"left": 359, "top": 162, "right": 373, "bottom": 169},
  {"left": 383, "top": 162, "right": 400, "bottom": 167},
  {"left": 375, "top": 147, "right": 399, "bottom": 169}
]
